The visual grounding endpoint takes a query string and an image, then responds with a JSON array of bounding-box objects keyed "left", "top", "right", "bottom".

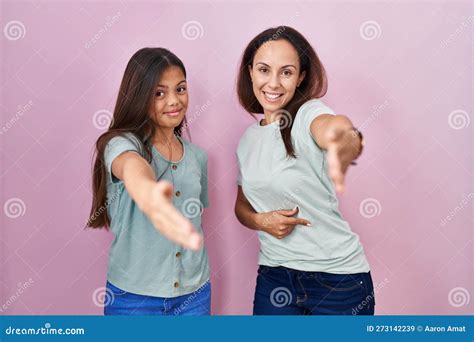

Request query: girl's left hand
[{"left": 325, "top": 127, "right": 362, "bottom": 193}]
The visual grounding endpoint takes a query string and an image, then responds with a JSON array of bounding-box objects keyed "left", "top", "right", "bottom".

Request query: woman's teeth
[{"left": 263, "top": 91, "right": 283, "bottom": 102}]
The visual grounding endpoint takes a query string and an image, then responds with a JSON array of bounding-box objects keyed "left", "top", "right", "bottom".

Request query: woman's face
[
  {"left": 151, "top": 65, "right": 188, "bottom": 129},
  {"left": 249, "top": 39, "right": 306, "bottom": 115}
]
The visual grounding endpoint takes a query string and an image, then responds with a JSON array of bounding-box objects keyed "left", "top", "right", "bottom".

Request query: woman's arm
[
  {"left": 234, "top": 186, "right": 311, "bottom": 239},
  {"left": 310, "top": 114, "right": 363, "bottom": 193},
  {"left": 112, "top": 151, "right": 201, "bottom": 250}
]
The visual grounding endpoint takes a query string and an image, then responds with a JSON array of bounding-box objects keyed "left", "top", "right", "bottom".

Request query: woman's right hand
[
  {"left": 143, "top": 181, "right": 202, "bottom": 251},
  {"left": 256, "top": 207, "right": 312, "bottom": 239}
]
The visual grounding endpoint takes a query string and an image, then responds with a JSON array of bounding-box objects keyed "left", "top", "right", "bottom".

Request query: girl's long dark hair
[
  {"left": 237, "top": 26, "right": 328, "bottom": 158},
  {"left": 87, "top": 47, "right": 187, "bottom": 229}
]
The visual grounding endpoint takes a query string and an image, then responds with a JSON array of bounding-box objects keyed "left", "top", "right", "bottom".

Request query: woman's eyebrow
[{"left": 255, "top": 62, "right": 296, "bottom": 70}]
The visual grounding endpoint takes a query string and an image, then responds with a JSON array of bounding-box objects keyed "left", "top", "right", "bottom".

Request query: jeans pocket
[{"left": 315, "top": 272, "right": 366, "bottom": 292}]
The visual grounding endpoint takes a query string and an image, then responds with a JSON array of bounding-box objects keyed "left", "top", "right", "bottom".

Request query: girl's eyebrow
[
  {"left": 255, "top": 62, "right": 296, "bottom": 70},
  {"left": 156, "top": 80, "right": 187, "bottom": 88}
]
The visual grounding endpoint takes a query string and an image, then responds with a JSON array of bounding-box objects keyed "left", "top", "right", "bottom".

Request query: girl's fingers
[
  {"left": 151, "top": 190, "right": 202, "bottom": 251},
  {"left": 162, "top": 206, "right": 202, "bottom": 251}
]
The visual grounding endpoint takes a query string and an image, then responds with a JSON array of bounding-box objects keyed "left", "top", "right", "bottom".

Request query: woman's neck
[{"left": 262, "top": 110, "right": 278, "bottom": 126}]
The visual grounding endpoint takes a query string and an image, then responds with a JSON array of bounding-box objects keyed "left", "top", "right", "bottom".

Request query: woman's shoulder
[{"left": 297, "top": 98, "right": 334, "bottom": 116}]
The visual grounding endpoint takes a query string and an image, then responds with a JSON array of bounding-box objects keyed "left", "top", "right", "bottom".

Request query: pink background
[{"left": 1, "top": 1, "right": 472, "bottom": 315}]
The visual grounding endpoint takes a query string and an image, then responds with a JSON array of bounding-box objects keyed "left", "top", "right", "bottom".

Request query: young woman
[
  {"left": 235, "top": 26, "right": 374, "bottom": 315},
  {"left": 87, "top": 48, "right": 211, "bottom": 315}
]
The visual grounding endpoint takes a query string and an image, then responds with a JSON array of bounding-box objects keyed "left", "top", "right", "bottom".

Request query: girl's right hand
[
  {"left": 256, "top": 207, "right": 312, "bottom": 239},
  {"left": 144, "top": 181, "right": 202, "bottom": 251}
]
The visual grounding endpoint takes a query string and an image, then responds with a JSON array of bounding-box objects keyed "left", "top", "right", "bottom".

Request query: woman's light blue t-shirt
[
  {"left": 104, "top": 133, "right": 210, "bottom": 297},
  {"left": 237, "top": 99, "right": 370, "bottom": 274}
]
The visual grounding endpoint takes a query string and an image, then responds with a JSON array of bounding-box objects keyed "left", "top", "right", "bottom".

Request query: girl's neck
[{"left": 152, "top": 128, "right": 177, "bottom": 145}]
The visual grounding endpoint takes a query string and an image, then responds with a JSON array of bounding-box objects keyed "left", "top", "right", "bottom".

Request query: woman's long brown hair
[
  {"left": 237, "top": 26, "right": 328, "bottom": 158},
  {"left": 87, "top": 47, "right": 187, "bottom": 229}
]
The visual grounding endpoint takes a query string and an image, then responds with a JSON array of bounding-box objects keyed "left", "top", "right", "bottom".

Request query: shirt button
[
  {"left": 175, "top": 252, "right": 181, "bottom": 257},
  {"left": 175, "top": 191, "right": 181, "bottom": 197},
  {"left": 172, "top": 165, "right": 177, "bottom": 170},
  {"left": 174, "top": 281, "right": 179, "bottom": 288}
]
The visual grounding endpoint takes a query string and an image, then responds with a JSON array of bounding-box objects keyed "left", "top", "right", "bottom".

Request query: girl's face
[
  {"left": 151, "top": 66, "right": 188, "bottom": 129},
  {"left": 249, "top": 39, "right": 305, "bottom": 115}
]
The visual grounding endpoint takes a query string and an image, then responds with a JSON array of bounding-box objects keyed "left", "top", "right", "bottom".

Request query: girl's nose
[{"left": 167, "top": 93, "right": 179, "bottom": 106}]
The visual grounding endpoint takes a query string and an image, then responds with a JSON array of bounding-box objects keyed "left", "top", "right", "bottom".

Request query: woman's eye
[
  {"left": 155, "top": 91, "right": 165, "bottom": 97},
  {"left": 282, "top": 70, "right": 293, "bottom": 77},
  {"left": 258, "top": 68, "right": 268, "bottom": 73}
]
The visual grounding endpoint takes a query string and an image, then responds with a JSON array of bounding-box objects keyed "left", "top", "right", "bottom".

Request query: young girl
[
  {"left": 87, "top": 48, "right": 211, "bottom": 315},
  {"left": 235, "top": 27, "right": 374, "bottom": 315}
]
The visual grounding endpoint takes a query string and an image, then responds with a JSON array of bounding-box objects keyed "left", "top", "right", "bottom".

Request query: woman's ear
[{"left": 297, "top": 70, "right": 306, "bottom": 87}]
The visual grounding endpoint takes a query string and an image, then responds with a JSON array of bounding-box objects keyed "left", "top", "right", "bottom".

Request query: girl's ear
[
  {"left": 297, "top": 70, "right": 306, "bottom": 87},
  {"left": 248, "top": 64, "right": 253, "bottom": 83}
]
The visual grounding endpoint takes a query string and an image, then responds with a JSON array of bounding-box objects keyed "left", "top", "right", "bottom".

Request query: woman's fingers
[
  {"left": 327, "top": 143, "right": 345, "bottom": 193},
  {"left": 278, "top": 207, "right": 312, "bottom": 226},
  {"left": 283, "top": 217, "right": 312, "bottom": 227}
]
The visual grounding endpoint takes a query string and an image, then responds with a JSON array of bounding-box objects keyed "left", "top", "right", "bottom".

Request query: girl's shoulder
[{"left": 182, "top": 138, "right": 208, "bottom": 162}]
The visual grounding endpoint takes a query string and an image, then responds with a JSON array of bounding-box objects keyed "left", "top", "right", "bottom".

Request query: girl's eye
[
  {"left": 177, "top": 86, "right": 187, "bottom": 93},
  {"left": 155, "top": 90, "right": 165, "bottom": 97}
]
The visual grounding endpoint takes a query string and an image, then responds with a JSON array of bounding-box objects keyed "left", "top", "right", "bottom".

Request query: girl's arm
[
  {"left": 112, "top": 151, "right": 202, "bottom": 250},
  {"left": 235, "top": 186, "right": 311, "bottom": 239},
  {"left": 310, "top": 114, "right": 364, "bottom": 193}
]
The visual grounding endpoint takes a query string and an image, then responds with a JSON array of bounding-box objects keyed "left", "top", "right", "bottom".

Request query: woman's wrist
[{"left": 349, "top": 127, "right": 364, "bottom": 165}]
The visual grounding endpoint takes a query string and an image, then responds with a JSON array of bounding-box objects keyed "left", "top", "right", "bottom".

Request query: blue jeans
[
  {"left": 253, "top": 265, "right": 375, "bottom": 315},
  {"left": 104, "top": 280, "right": 211, "bottom": 315}
]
